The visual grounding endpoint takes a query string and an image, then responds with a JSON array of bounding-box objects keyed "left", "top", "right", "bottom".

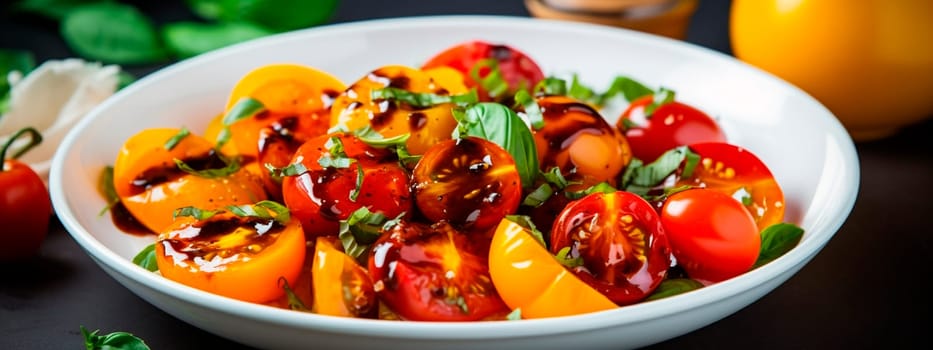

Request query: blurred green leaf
[
  {"left": 186, "top": 0, "right": 339, "bottom": 32},
  {"left": 61, "top": 3, "right": 167, "bottom": 64},
  {"left": 0, "top": 49, "right": 35, "bottom": 93},
  {"left": 14, "top": 0, "right": 110, "bottom": 20},
  {"left": 162, "top": 21, "right": 273, "bottom": 58}
]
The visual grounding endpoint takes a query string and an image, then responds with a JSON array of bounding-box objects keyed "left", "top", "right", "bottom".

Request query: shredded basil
[
  {"left": 645, "top": 278, "right": 704, "bottom": 301},
  {"left": 338, "top": 207, "right": 404, "bottom": 260},
  {"left": 371, "top": 87, "right": 478, "bottom": 108},
  {"left": 215, "top": 97, "right": 266, "bottom": 148},
  {"left": 174, "top": 154, "right": 240, "bottom": 178},
  {"left": 621, "top": 146, "right": 698, "bottom": 191},
  {"left": 512, "top": 89, "right": 544, "bottom": 129},
  {"left": 226, "top": 200, "right": 291, "bottom": 225},
  {"left": 505, "top": 215, "right": 547, "bottom": 247},
  {"left": 97, "top": 166, "right": 120, "bottom": 216},
  {"left": 163, "top": 127, "right": 190, "bottom": 150},
  {"left": 565, "top": 182, "right": 617, "bottom": 200},
  {"left": 522, "top": 183, "right": 553, "bottom": 208},
  {"left": 643, "top": 87, "right": 676, "bottom": 117},
  {"left": 554, "top": 246, "right": 583, "bottom": 268},
  {"left": 533, "top": 77, "right": 568, "bottom": 96},
  {"left": 754, "top": 223, "right": 804, "bottom": 268},
  {"left": 470, "top": 58, "right": 509, "bottom": 99},
  {"left": 318, "top": 136, "right": 355, "bottom": 169},
  {"left": 172, "top": 206, "right": 221, "bottom": 221},
  {"left": 266, "top": 162, "right": 309, "bottom": 179},
  {"left": 131, "top": 244, "right": 158, "bottom": 272},
  {"left": 506, "top": 308, "right": 522, "bottom": 321},
  {"left": 279, "top": 277, "right": 310, "bottom": 311}
]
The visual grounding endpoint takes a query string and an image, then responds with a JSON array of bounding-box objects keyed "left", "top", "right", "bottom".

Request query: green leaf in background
[
  {"left": 61, "top": 3, "right": 167, "bottom": 64},
  {"left": 645, "top": 278, "right": 704, "bottom": 301},
  {"left": 81, "top": 326, "right": 150, "bottom": 350},
  {"left": 0, "top": 49, "right": 35, "bottom": 93},
  {"left": 162, "top": 21, "right": 273, "bottom": 58},
  {"left": 131, "top": 244, "right": 158, "bottom": 272},
  {"left": 14, "top": 0, "right": 109, "bottom": 20},
  {"left": 754, "top": 223, "right": 804, "bottom": 268},
  {"left": 186, "top": 0, "right": 340, "bottom": 32},
  {"left": 116, "top": 70, "right": 136, "bottom": 90}
]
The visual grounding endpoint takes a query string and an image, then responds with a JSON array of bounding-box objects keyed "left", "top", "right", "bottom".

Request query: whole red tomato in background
[
  {"left": 422, "top": 40, "right": 545, "bottom": 100},
  {"left": 617, "top": 95, "right": 726, "bottom": 163},
  {"left": 1, "top": 128, "right": 53, "bottom": 261}
]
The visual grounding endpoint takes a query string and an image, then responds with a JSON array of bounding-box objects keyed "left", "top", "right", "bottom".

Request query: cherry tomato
[
  {"left": 422, "top": 40, "right": 545, "bottom": 101},
  {"left": 311, "top": 237, "right": 378, "bottom": 318},
  {"left": 368, "top": 220, "right": 508, "bottom": 321},
  {"left": 329, "top": 65, "right": 469, "bottom": 155},
  {"left": 533, "top": 95, "right": 631, "bottom": 188},
  {"left": 488, "top": 218, "right": 616, "bottom": 318},
  {"left": 281, "top": 133, "right": 412, "bottom": 238},
  {"left": 155, "top": 210, "right": 306, "bottom": 303},
  {"left": 411, "top": 137, "right": 522, "bottom": 233},
  {"left": 660, "top": 188, "right": 760, "bottom": 283},
  {"left": 113, "top": 128, "right": 267, "bottom": 233},
  {"left": 550, "top": 191, "right": 671, "bottom": 305},
  {"left": 617, "top": 95, "right": 727, "bottom": 162},
  {"left": 678, "top": 142, "right": 785, "bottom": 230},
  {"left": 0, "top": 128, "right": 52, "bottom": 261}
]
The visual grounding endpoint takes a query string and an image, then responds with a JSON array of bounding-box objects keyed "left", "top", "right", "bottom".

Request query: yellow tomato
[
  {"left": 731, "top": 0, "right": 933, "bottom": 140},
  {"left": 311, "top": 237, "right": 378, "bottom": 318},
  {"left": 329, "top": 65, "right": 469, "bottom": 155},
  {"left": 155, "top": 210, "right": 306, "bottom": 304},
  {"left": 488, "top": 218, "right": 616, "bottom": 319}
]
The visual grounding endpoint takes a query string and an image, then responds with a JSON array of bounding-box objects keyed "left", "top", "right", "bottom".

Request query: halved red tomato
[
  {"left": 618, "top": 96, "right": 726, "bottom": 163},
  {"left": 422, "top": 40, "right": 545, "bottom": 101},
  {"left": 550, "top": 191, "right": 671, "bottom": 305},
  {"left": 660, "top": 188, "right": 760, "bottom": 283},
  {"left": 678, "top": 142, "right": 785, "bottom": 230},
  {"left": 368, "top": 220, "right": 508, "bottom": 321}
]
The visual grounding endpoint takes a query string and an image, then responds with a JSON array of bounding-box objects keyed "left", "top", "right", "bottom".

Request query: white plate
[{"left": 50, "top": 16, "right": 859, "bottom": 350}]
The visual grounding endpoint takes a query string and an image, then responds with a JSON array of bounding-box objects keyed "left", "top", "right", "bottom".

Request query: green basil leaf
[
  {"left": 541, "top": 167, "right": 572, "bottom": 190},
  {"left": 0, "top": 93, "right": 10, "bottom": 115},
  {"left": 338, "top": 207, "right": 401, "bottom": 260},
  {"left": 645, "top": 278, "right": 704, "bottom": 301},
  {"left": 349, "top": 163, "right": 364, "bottom": 202},
  {"left": 227, "top": 200, "right": 291, "bottom": 224},
  {"left": 565, "top": 182, "right": 617, "bottom": 200},
  {"left": 97, "top": 166, "right": 120, "bottom": 216},
  {"left": 0, "top": 48, "right": 35, "bottom": 94},
  {"left": 162, "top": 21, "right": 273, "bottom": 58},
  {"left": 279, "top": 277, "right": 309, "bottom": 311},
  {"left": 568, "top": 74, "right": 597, "bottom": 103},
  {"left": 163, "top": 127, "right": 190, "bottom": 150},
  {"left": 15, "top": 0, "right": 105, "bottom": 20},
  {"left": 354, "top": 126, "right": 411, "bottom": 148},
  {"left": 81, "top": 326, "right": 151, "bottom": 350},
  {"left": 522, "top": 183, "right": 553, "bottom": 208},
  {"left": 117, "top": 70, "right": 136, "bottom": 90},
  {"left": 596, "top": 75, "right": 654, "bottom": 105},
  {"left": 172, "top": 206, "right": 221, "bottom": 221},
  {"left": 622, "top": 146, "right": 696, "bottom": 189},
  {"left": 470, "top": 58, "right": 510, "bottom": 99},
  {"left": 186, "top": 0, "right": 339, "bottom": 32},
  {"left": 174, "top": 154, "right": 240, "bottom": 178},
  {"left": 372, "top": 87, "right": 478, "bottom": 108},
  {"left": 266, "top": 162, "right": 309, "bottom": 179},
  {"left": 131, "top": 244, "right": 158, "bottom": 272},
  {"left": 533, "top": 77, "right": 567, "bottom": 96},
  {"left": 512, "top": 89, "right": 544, "bottom": 129},
  {"left": 644, "top": 87, "right": 676, "bottom": 117},
  {"left": 61, "top": 3, "right": 167, "bottom": 64},
  {"left": 506, "top": 308, "right": 522, "bottom": 321},
  {"left": 318, "top": 137, "right": 355, "bottom": 169},
  {"left": 755, "top": 223, "right": 805, "bottom": 268},
  {"left": 454, "top": 103, "right": 539, "bottom": 190},
  {"left": 505, "top": 215, "right": 546, "bottom": 247},
  {"left": 554, "top": 246, "right": 583, "bottom": 268},
  {"left": 216, "top": 97, "right": 265, "bottom": 148}
]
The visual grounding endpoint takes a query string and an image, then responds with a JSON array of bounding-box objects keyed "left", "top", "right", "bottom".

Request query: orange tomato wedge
[
  {"left": 488, "top": 218, "right": 616, "bottom": 319},
  {"left": 311, "top": 237, "right": 378, "bottom": 318},
  {"left": 113, "top": 128, "right": 215, "bottom": 198},
  {"left": 155, "top": 211, "right": 306, "bottom": 304}
]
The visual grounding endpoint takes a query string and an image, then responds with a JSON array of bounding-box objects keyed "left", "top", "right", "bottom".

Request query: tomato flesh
[{"left": 550, "top": 191, "right": 671, "bottom": 305}]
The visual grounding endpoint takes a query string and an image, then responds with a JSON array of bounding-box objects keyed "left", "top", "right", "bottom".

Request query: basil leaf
[
  {"left": 278, "top": 277, "right": 309, "bottom": 311},
  {"left": 163, "top": 127, "right": 190, "bottom": 150},
  {"left": 349, "top": 163, "right": 364, "bottom": 202},
  {"left": 372, "top": 87, "right": 478, "bottom": 108},
  {"left": 338, "top": 207, "right": 401, "bottom": 260},
  {"left": 541, "top": 167, "right": 572, "bottom": 189},
  {"left": 622, "top": 146, "right": 696, "bottom": 189},
  {"left": 318, "top": 136, "right": 355, "bottom": 169},
  {"left": 566, "top": 182, "right": 617, "bottom": 200},
  {"left": 534, "top": 77, "right": 567, "bottom": 96},
  {"left": 568, "top": 74, "right": 597, "bottom": 103},
  {"left": 596, "top": 75, "right": 654, "bottom": 105},
  {"left": 754, "top": 223, "right": 805, "bottom": 268},
  {"left": 505, "top": 215, "right": 546, "bottom": 247},
  {"left": 522, "top": 183, "right": 553, "bottom": 208},
  {"left": 174, "top": 154, "right": 240, "bottom": 178},
  {"left": 81, "top": 326, "right": 150, "bottom": 350},
  {"left": 227, "top": 200, "right": 291, "bottom": 225},
  {"left": 172, "top": 206, "right": 221, "bottom": 221},
  {"left": 117, "top": 70, "right": 136, "bottom": 90},
  {"left": 554, "top": 246, "right": 583, "bottom": 268},
  {"left": 645, "top": 278, "right": 703, "bottom": 301},
  {"left": 97, "top": 166, "right": 120, "bottom": 216},
  {"left": 216, "top": 97, "right": 265, "bottom": 148},
  {"left": 644, "top": 87, "right": 676, "bottom": 117},
  {"left": 453, "top": 103, "right": 539, "bottom": 190},
  {"left": 354, "top": 126, "right": 410, "bottom": 148},
  {"left": 162, "top": 21, "right": 273, "bottom": 58},
  {"left": 61, "top": 3, "right": 167, "bottom": 64},
  {"left": 470, "top": 58, "right": 510, "bottom": 99},
  {"left": 0, "top": 49, "right": 35, "bottom": 94},
  {"left": 15, "top": 0, "right": 104, "bottom": 20},
  {"left": 266, "top": 162, "right": 309, "bottom": 179},
  {"left": 513, "top": 89, "right": 544, "bottom": 129},
  {"left": 131, "top": 244, "right": 158, "bottom": 272},
  {"left": 186, "top": 0, "right": 339, "bottom": 32},
  {"left": 506, "top": 308, "right": 522, "bottom": 321}
]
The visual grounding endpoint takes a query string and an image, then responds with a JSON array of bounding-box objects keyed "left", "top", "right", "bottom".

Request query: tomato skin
[
  {"left": 411, "top": 137, "right": 522, "bottom": 233},
  {"left": 550, "top": 191, "right": 671, "bottom": 305},
  {"left": 422, "top": 40, "right": 545, "bottom": 101},
  {"left": 368, "top": 220, "right": 508, "bottom": 321},
  {"left": 660, "top": 189, "right": 760, "bottom": 283},
  {"left": 281, "top": 133, "right": 412, "bottom": 238},
  {"left": 311, "top": 237, "right": 378, "bottom": 318},
  {"left": 0, "top": 160, "right": 52, "bottom": 261},
  {"left": 155, "top": 212, "right": 306, "bottom": 303},
  {"left": 679, "top": 142, "right": 785, "bottom": 230},
  {"left": 618, "top": 95, "right": 726, "bottom": 163}
]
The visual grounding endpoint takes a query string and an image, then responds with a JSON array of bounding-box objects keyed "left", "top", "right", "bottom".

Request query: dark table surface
[{"left": 2, "top": 0, "right": 930, "bottom": 349}]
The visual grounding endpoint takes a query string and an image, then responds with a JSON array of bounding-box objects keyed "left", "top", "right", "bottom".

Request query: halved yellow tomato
[
  {"left": 488, "top": 218, "right": 616, "bottom": 319},
  {"left": 155, "top": 210, "right": 306, "bottom": 303},
  {"left": 113, "top": 128, "right": 215, "bottom": 198},
  {"left": 311, "top": 237, "right": 378, "bottom": 318},
  {"left": 329, "top": 65, "right": 468, "bottom": 155}
]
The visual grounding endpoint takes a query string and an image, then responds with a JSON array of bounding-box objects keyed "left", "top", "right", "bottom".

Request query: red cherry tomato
[
  {"left": 550, "top": 191, "right": 671, "bottom": 305},
  {"left": 281, "top": 133, "right": 412, "bottom": 238},
  {"left": 660, "top": 188, "right": 760, "bottom": 283},
  {"left": 422, "top": 40, "right": 545, "bottom": 100},
  {"left": 679, "top": 142, "right": 785, "bottom": 230},
  {"left": 618, "top": 95, "right": 726, "bottom": 162},
  {"left": 0, "top": 128, "right": 52, "bottom": 261},
  {"left": 411, "top": 137, "right": 522, "bottom": 233},
  {"left": 368, "top": 220, "right": 508, "bottom": 321}
]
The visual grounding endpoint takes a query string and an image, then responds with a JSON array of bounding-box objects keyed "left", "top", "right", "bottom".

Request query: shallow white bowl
[{"left": 50, "top": 16, "right": 859, "bottom": 350}]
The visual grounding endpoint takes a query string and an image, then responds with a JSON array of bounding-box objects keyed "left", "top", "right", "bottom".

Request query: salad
[{"left": 101, "top": 40, "right": 803, "bottom": 321}]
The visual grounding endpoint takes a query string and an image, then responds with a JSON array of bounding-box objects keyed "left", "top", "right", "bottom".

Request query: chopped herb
[
  {"left": 163, "top": 127, "right": 190, "bottom": 150},
  {"left": 97, "top": 166, "right": 120, "bottom": 216},
  {"left": 349, "top": 163, "right": 364, "bottom": 202},
  {"left": 522, "top": 183, "right": 553, "bottom": 207},
  {"left": 215, "top": 97, "right": 266, "bottom": 148},
  {"left": 512, "top": 89, "right": 544, "bottom": 129},
  {"left": 541, "top": 167, "right": 573, "bottom": 190},
  {"left": 470, "top": 58, "right": 509, "bottom": 99},
  {"left": 279, "top": 277, "right": 309, "bottom": 311},
  {"left": 505, "top": 215, "right": 547, "bottom": 247},
  {"left": 643, "top": 87, "right": 675, "bottom": 117},
  {"left": 338, "top": 207, "right": 403, "bottom": 260},
  {"left": 620, "top": 146, "right": 698, "bottom": 192},
  {"left": 174, "top": 153, "right": 240, "bottom": 178},
  {"left": 554, "top": 246, "right": 583, "bottom": 268},
  {"left": 565, "top": 182, "right": 617, "bottom": 200},
  {"left": 132, "top": 244, "right": 158, "bottom": 272},
  {"left": 226, "top": 200, "right": 291, "bottom": 225},
  {"left": 266, "top": 162, "right": 310, "bottom": 179},
  {"left": 172, "top": 206, "right": 221, "bottom": 221},
  {"left": 318, "top": 136, "right": 355, "bottom": 169},
  {"left": 754, "top": 223, "right": 804, "bottom": 268},
  {"left": 506, "top": 308, "right": 522, "bottom": 321},
  {"left": 645, "top": 278, "right": 704, "bottom": 301},
  {"left": 371, "top": 87, "right": 478, "bottom": 108},
  {"left": 533, "top": 77, "right": 568, "bottom": 96}
]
